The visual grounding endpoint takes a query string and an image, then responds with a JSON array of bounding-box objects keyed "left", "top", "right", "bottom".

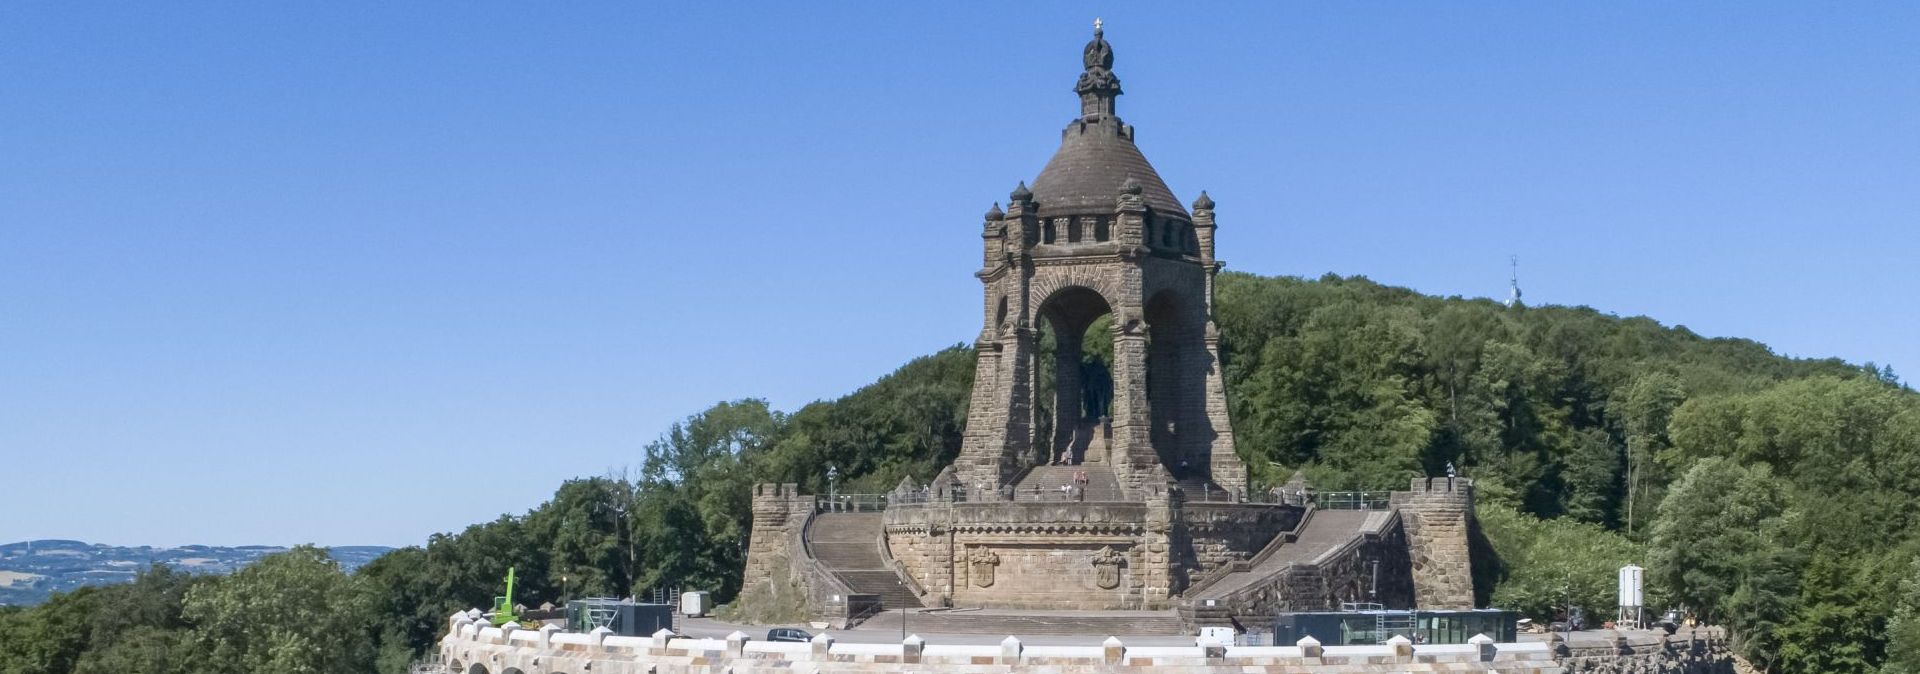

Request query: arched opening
[
  {"left": 1146, "top": 289, "right": 1201, "bottom": 480},
  {"left": 1034, "top": 286, "right": 1114, "bottom": 466},
  {"left": 467, "top": 664, "right": 489, "bottom": 674}
]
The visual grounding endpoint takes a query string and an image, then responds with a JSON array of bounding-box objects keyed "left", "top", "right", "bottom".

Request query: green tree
[
  {"left": 182, "top": 546, "right": 376, "bottom": 674},
  {"left": 1648, "top": 458, "right": 1800, "bottom": 669}
]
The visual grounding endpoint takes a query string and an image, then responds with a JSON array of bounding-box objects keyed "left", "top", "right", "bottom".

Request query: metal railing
[
  {"left": 817, "top": 493, "right": 889, "bottom": 512},
  {"left": 1314, "top": 491, "right": 1391, "bottom": 510}
]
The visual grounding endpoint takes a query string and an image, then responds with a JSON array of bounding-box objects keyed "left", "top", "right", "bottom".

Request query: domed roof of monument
[{"left": 1027, "top": 22, "right": 1188, "bottom": 219}]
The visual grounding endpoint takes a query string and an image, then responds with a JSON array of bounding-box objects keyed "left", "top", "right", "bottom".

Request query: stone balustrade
[{"left": 439, "top": 611, "right": 1562, "bottom": 674}]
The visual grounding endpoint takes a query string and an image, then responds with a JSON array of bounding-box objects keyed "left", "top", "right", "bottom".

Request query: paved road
[{"left": 677, "top": 616, "right": 1198, "bottom": 646}]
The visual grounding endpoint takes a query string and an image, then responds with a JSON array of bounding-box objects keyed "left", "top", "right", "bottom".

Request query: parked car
[
  {"left": 1656, "top": 609, "right": 1681, "bottom": 635},
  {"left": 766, "top": 628, "right": 813, "bottom": 643},
  {"left": 1548, "top": 606, "right": 1586, "bottom": 632}
]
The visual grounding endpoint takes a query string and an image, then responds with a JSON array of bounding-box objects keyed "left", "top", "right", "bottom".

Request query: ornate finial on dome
[
  {"left": 985, "top": 202, "right": 1004, "bottom": 221},
  {"left": 1120, "top": 176, "right": 1143, "bottom": 195},
  {"left": 1192, "top": 191, "right": 1214, "bottom": 211},
  {"left": 1010, "top": 181, "right": 1033, "bottom": 203},
  {"left": 1075, "top": 20, "right": 1122, "bottom": 119}
]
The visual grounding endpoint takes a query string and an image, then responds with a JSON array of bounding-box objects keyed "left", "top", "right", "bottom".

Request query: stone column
[
  {"left": 1109, "top": 315, "right": 1159, "bottom": 495},
  {"left": 1201, "top": 317, "right": 1246, "bottom": 494}
]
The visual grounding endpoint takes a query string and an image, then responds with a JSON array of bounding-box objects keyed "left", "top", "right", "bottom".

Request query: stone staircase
[
  {"left": 1170, "top": 476, "right": 1233, "bottom": 502},
  {"left": 856, "top": 610, "right": 1186, "bottom": 636},
  {"left": 1189, "top": 509, "right": 1374, "bottom": 599},
  {"left": 806, "top": 512, "right": 922, "bottom": 609},
  {"left": 1012, "top": 466, "right": 1125, "bottom": 502}
]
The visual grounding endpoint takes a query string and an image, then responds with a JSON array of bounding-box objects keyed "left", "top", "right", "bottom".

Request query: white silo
[{"left": 1618, "top": 564, "right": 1644, "bottom": 629}]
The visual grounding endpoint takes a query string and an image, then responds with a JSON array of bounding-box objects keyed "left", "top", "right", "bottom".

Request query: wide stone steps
[
  {"left": 855, "top": 610, "right": 1186, "bottom": 636},
  {"left": 1012, "top": 465, "right": 1124, "bottom": 502},
  {"left": 1191, "top": 509, "right": 1373, "bottom": 599},
  {"left": 809, "top": 512, "right": 886, "bottom": 569},
  {"left": 805, "top": 512, "right": 923, "bottom": 609},
  {"left": 838, "top": 570, "right": 923, "bottom": 608}
]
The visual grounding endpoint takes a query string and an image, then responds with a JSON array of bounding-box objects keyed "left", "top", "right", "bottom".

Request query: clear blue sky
[{"left": 3, "top": 3, "right": 1915, "bottom": 547}]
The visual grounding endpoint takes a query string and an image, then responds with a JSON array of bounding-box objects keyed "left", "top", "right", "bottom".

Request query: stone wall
[
  {"left": 1188, "top": 510, "right": 1413, "bottom": 626},
  {"left": 1552, "top": 629, "right": 1734, "bottom": 674},
  {"left": 1169, "top": 503, "right": 1302, "bottom": 590},
  {"left": 883, "top": 499, "right": 1300, "bottom": 610},
  {"left": 738, "top": 484, "right": 815, "bottom": 606},
  {"left": 442, "top": 613, "right": 1565, "bottom": 674},
  {"left": 884, "top": 501, "right": 1160, "bottom": 610},
  {"left": 1393, "top": 478, "right": 1475, "bottom": 609}
]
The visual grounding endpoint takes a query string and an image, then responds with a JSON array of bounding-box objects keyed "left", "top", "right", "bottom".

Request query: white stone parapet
[{"left": 439, "top": 612, "right": 1562, "bottom": 674}]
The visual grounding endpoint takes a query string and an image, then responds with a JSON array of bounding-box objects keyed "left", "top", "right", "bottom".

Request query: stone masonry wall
[
  {"left": 885, "top": 501, "right": 1157, "bottom": 610},
  {"left": 1169, "top": 503, "right": 1302, "bottom": 591},
  {"left": 740, "top": 484, "right": 814, "bottom": 600},
  {"left": 1393, "top": 477, "right": 1475, "bottom": 609}
]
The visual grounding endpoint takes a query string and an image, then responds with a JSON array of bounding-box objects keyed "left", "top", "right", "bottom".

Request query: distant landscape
[{"left": 0, "top": 539, "right": 390, "bottom": 606}]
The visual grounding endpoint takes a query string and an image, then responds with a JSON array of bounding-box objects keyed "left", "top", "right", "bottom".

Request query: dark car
[
  {"left": 1549, "top": 606, "right": 1587, "bottom": 632},
  {"left": 766, "top": 628, "right": 813, "bottom": 643}
]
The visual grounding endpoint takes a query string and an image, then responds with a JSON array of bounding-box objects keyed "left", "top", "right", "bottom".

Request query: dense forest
[{"left": 4, "top": 272, "right": 1917, "bottom": 674}]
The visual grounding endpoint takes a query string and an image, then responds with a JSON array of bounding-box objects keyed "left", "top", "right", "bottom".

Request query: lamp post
[{"left": 828, "top": 464, "right": 839, "bottom": 512}]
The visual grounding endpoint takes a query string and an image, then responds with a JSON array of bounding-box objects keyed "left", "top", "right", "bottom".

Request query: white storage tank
[
  {"left": 1618, "top": 565, "right": 1644, "bottom": 607},
  {"left": 680, "top": 591, "right": 711, "bottom": 617}
]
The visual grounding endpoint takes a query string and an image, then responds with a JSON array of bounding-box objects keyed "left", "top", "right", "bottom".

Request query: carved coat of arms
[
  {"left": 1091, "top": 545, "right": 1125, "bottom": 590},
  {"left": 968, "top": 548, "right": 1000, "bottom": 588}
]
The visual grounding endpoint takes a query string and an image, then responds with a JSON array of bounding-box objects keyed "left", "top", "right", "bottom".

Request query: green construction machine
[{"left": 489, "top": 567, "right": 519, "bottom": 627}]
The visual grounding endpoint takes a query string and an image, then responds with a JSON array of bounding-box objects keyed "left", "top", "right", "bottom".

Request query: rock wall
[
  {"left": 1553, "top": 630, "right": 1734, "bottom": 674},
  {"left": 1393, "top": 477, "right": 1475, "bottom": 609}
]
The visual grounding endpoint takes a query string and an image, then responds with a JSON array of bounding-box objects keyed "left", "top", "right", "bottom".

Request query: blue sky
[{"left": 2, "top": 3, "right": 1915, "bottom": 547}]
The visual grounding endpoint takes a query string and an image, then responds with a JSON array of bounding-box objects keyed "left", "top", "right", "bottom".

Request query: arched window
[
  {"left": 1042, "top": 219, "right": 1056, "bottom": 244},
  {"left": 1094, "top": 217, "right": 1110, "bottom": 242}
]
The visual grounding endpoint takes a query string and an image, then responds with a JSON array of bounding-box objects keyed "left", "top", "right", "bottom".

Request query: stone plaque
[
  {"left": 1092, "top": 545, "right": 1125, "bottom": 590},
  {"left": 968, "top": 547, "right": 1000, "bottom": 588}
]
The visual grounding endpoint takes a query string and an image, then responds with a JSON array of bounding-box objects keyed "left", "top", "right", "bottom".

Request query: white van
[{"left": 1196, "top": 626, "right": 1236, "bottom": 647}]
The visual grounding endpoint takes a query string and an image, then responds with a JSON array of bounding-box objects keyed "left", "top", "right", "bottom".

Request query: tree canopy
[{"left": 3, "top": 272, "right": 1914, "bottom": 673}]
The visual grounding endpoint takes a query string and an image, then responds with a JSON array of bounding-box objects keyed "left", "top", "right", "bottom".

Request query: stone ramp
[
  {"left": 855, "top": 609, "right": 1186, "bottom": 636},
  {"left": 1190, "top": 509, "right": 1376, "bottom": 599},
  {"left": 1012, "top": 465, "right": 1125, "bottom": 502},
  {"left": 807, "top": 512, "right": 922, "bottom": 609}
]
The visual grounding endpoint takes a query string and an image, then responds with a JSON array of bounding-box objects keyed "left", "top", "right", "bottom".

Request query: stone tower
[{"left": 955, "top": 24, "right": 1246, "bottom": 497}]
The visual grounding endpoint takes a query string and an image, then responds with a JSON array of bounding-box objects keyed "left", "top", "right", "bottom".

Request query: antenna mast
[{"left": 1505, "top": 255, "right": 1523, "bottom": 308}]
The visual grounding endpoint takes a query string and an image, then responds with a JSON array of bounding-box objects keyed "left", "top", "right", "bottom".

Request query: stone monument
[{"left": 738, "top": 23, "right": 1478, "bottom": 626}]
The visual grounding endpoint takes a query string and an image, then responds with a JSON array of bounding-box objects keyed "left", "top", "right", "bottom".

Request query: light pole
[{"left": 828, "top": 465, "right": 839, "bottom": 512}]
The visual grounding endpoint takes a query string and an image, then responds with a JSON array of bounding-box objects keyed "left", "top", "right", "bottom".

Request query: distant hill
[{"left": 0, "top": 539, "right": 390, "bottom": 606}]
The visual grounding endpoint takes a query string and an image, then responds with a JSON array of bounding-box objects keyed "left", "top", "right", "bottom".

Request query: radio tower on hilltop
[{"left": 1505, "top": 255, "right": 1523, "bottom": 308}]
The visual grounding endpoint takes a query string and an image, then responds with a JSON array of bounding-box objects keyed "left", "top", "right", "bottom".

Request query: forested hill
[{"left": 4, "top": 272, "right": 1917, "bottom": 674}]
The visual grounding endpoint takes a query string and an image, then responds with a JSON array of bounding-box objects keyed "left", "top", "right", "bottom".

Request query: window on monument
[
  {"left": 1042, "top": 220, "right": 1056, "bottom": 244},
  {"left": 1067, "top": 217, "right": 1082, "bottom": 243},
  {"left": 1094, "top": 217, "right": 1110, "bottom": 242},
  {"left": 1183, "top": 224, "right": 1196, "bottom": 253}
]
